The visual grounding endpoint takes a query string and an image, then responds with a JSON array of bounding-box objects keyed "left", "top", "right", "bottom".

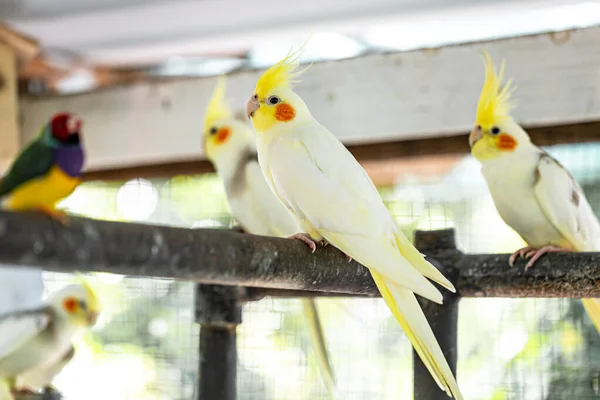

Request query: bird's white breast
[{"left": 481, "top": 150, "right": 565, "bottom": 248}]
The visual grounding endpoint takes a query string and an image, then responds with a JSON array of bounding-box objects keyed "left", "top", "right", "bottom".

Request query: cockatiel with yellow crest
[
  {"left": 0, "top": 278, "right": 101, "bottom": 399},
  {"left": 202, "top": 77, "right": 337, "bottom": 398},
  {"left": 246, "top": 50, "right": 463, "bottom": 400},
  {"left": 469, "top": 51, "right": 600, "bottom": 334}
]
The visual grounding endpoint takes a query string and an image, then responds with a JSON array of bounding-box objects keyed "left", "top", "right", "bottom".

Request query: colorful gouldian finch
[
  {"left": 246, "top": 50, "right": 463, "bottom": 400},
  {"left": 0, "top": 279, "right": 101, "bottom": 398},
  {"left": 469, "top": 51, "right": 600, "bottom": 334},
  {"left": 203, "top": 77, "right": 337, "bottom": 398},
  {"left": 0, "top": 112, "right": 85, "bottom": 223}
]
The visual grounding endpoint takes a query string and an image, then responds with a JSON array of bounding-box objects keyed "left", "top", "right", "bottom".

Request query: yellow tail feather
[
  {"left": 394, "top": 233, "right": 455, "bottom": 292},
  {"left": 371, "top": 271, "right": 463, "bottom": 400},
  {"left": 581, "top": 298, "right": 600, "bottom": 334},
  {"left": 301, "top": 298, "right": 337, "bottom": 399}
]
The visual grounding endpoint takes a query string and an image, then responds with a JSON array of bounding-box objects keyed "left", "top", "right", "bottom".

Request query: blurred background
[{"left": 3, "top": 0, "right": 600, "bottom": 399}]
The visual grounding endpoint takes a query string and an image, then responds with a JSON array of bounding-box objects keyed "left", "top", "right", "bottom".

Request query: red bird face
[{"left": 50, "top": 112, "right": 83, "bottom": 144}]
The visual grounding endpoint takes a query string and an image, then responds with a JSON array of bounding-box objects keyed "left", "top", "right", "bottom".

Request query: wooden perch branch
[{"left": 0, "top": 211, "right": 599, "bottom": 298}]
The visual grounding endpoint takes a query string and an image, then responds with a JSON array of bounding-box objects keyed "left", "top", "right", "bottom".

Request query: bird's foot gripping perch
[
  {"left": 509, "top": 245, "right": 571, "bottom": 270},
  {"left": 288, "top": 233, "right": 353, "bottom": 262},
  {"left": 288, "top": 233, "right": 318, "bottom": 253},
  {"left": 38, "top": 206, "right": 68, "bottom": 225}
]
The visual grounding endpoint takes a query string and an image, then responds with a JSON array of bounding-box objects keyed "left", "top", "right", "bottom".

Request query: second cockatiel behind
[
  {"left": 202, "top": 77, "right": 337, "bottom": 398},
  {"left": 0, "top": 278, "right": 101, "bottom": 398},
  {"left": 246, "top": 51, "right": 463, "bottom": 399},
  {"left": 468, "top": 52, "right": 600, "bottom": 335}
]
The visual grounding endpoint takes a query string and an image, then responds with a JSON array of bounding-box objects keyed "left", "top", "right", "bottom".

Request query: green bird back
[{"left": 0, "top": 136, "right": 54, "bottom": 199}]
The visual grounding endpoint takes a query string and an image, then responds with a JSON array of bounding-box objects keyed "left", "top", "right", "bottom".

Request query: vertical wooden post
[
  {"left": 412, "top": 229, "right": 460, "bottom": 400},
  {"left": 195, "top": 284, "right": 242, "bottom": 400},
  {"left": 0, "top": 42, "right": 19, "bottom": 172}
]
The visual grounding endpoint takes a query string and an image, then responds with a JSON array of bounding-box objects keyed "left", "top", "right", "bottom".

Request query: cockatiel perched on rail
[
  {"left": 469, "top": 51, "right": 600, "bottom": 334},
  {"left": 0, "top": 278, "right": 101, "bottom": 399},
  {"left": 246, "top": 50, "right": 463, "bottom": 400},
  {"left": 202, "top": 77, "right": 337, "bottom": 398}
]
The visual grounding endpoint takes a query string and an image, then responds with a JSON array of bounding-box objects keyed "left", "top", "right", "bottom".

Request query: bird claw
[
  {"left": 509, "top": 245, "right": 571, "bottom": 270},
  {"left": 288, "top": 233, "right": 317, "bottom": 253},
  {"left": 523, "top": 246, "right": 571, "bottom": 271},
  {"left": 508, "top": 246, "right": 537, "bottom": 266},
  {"left": 38, "top": 206, "right": 69, "bottom": 226}
]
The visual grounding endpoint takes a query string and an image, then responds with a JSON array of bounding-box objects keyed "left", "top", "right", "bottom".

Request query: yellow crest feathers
[
  {"left": 476, "top": 50, "right": 516, "bottom": 127},
  {"left": 73, "top": 272, "right": 101, "bottom": 311},
  {"left": 254, "top": 43, "right": 310, "bottom": 98},
  {"left": 204, "top": 75, "right": 232, "bottom": 132}
]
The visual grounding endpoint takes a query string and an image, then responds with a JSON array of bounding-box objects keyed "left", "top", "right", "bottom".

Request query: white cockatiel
[
  {"left": 202, "top": 77, "right": 337, "bottom": 398},
  {"left": 469, "top": 51, "right": 600, "bottom": 334},
  {"left": 245, "top": 51, "right": 463, "bottom": 399},
  {"left": 0, "top": 279, "right": 101, "bottom": 398}
]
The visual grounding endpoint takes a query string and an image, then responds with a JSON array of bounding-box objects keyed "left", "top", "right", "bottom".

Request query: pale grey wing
[
  {"left": 18, "top": 346, "right": 75, "bottom": 390},
  {"left": 534, "top": 153, "right": 600, "bottom": 252},
  {"left": 243, "top": 162, "right": 300, "bottom": 237},
  {"left": 0, "top": 309, "right": 52, "bottom": 360},
  {"left": 227, "top": 160, "right": 297, "bottom": 237}
]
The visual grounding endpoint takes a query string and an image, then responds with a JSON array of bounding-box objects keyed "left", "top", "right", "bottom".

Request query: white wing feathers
[
  {"left": 18, "top": 346, "right": 75, "bottom": 391},
  {"left": 263, "top": 122, "right": 444, "bottom": 303},
  {"left": 534, "top": 154, "right": 600, "bottom": 252},
  {"left": 229, "top": 160, "right": 300, "bottom": 238},
  {"left": 0, "top": 310, "right": 50, "bottom": 360}
]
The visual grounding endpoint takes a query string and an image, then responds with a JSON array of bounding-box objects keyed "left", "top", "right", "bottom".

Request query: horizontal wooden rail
[{"left": 1, "top": 211, "right": 599, "bottom": 298}]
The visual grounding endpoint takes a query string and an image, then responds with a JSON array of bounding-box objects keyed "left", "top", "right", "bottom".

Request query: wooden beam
[
  {"left": 0, "top": 43, "right": 19, "bottom": 172},
  {"left": 81, "top": 119, "right": 600, "bottom": 183},
  {"left": 0, "top": 23, "right": 39, "bottom": 61},
  {"left": 19, "top": 26, "right": 600, "bottom": 173},
  {"left": 2, "top": 212, "right": 600, "bottom": 298}
]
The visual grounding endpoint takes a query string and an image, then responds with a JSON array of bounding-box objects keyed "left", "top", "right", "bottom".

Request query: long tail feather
[
  {"left": 582, "top": 298, "right": 600, "bottom": 334},
  {"left": 371, "top": 271, "right": 463, "bottom": 400},
  {"left": 301, "top": 298, "right": 337, "bottom": 399},
  {"left": 395, "top": 233, "right": 455, "bottom": 292}
]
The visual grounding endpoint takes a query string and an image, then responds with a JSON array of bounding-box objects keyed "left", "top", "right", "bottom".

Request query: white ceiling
[{"left": 6, "top": 0, "right": 600, "bottom": 68}]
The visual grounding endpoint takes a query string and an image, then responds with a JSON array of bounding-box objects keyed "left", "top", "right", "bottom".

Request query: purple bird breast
[{"left": 55, "top": 145, "right": 85, "bottom": 177}]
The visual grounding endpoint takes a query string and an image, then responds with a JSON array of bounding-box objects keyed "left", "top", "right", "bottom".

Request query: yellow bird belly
[{"left": 6, "top": 166, "right": 81, "bottom": 211}]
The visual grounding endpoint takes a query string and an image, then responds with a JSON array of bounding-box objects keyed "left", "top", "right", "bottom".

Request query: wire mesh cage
[{"left": 21, "top": 140, "right": 600, "bottom": 400}]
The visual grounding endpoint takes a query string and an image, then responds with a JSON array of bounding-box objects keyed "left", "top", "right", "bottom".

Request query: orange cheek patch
[
  {"left": 497, "top": 133, "right": 518, "bottom": 151},
  {"left": 216, "top": 128, "right": 231, "bottom": 144},
  {"left": 275, "top": 103, "right": 296, "bottom": 122},
  {"left": 63, "top": 297, "right": 78, "bottom": 313}
]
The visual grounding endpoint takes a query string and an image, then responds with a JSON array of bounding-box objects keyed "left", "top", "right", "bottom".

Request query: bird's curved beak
[
  {"left": 469, "top": 126, "right": 483, "bottom": 147},
  {"left": 87, "top": 311, "right": 98, "bottom": 326},
  {"left": 246, "top": 96, "right": 260, "bottom": 119},
  {"left": 68, "top": 117, "right": 83, "bottom": 135}
]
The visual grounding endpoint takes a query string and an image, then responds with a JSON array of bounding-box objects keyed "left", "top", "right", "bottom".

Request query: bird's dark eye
[
  {"left": 268, "top": 96, "right": 280, "bottom": 105},
  {"left": 209, "top": 127, "right": 218, "bottom": 135},
  {"left": 79, "top": 301, "right": 87, "bottom": 310},
  {"left": 490, "top": 126, "right": 501, "bottom": 135}
]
